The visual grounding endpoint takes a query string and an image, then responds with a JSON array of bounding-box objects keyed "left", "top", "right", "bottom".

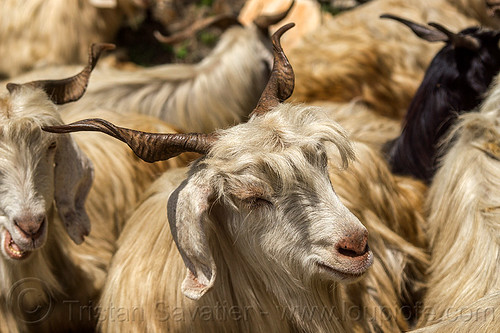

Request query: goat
[
  {"left": 382, "top": 15, "right": 500, "bottom": 183},
  {"left": 412, "top": 74, "right": 500, "bottom": 328},
  {"left": 0, "top": 0, "right": 154, "bottom": 79},
  {"left": 49, "top": 2, "right": 294, "bottom": 134},
  {"left": 288, "top": 0, "right": 487, "bottom": 118},
  {"left": 0, "top": 43, "right": 191, "bottom": 332},
  {"left": 48, "top": 23, "right": 428, "bottom": 333}
]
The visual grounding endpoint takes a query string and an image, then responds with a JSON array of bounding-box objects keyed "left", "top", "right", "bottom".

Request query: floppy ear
[
  {"left": 167, "top": 174, "right": 216, "bottom": 300},
  {"left": 54, "top": 134, "right": 94, "bottom": 244}
]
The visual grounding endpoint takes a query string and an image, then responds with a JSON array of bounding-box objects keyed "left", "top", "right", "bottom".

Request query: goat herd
[{"left": 0, "top": 0, "right": 498, "bottom": 332}]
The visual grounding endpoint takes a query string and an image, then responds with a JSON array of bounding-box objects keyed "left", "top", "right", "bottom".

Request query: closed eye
[{"left": 244, "top": 197, "right": 273, "bottom": 209}]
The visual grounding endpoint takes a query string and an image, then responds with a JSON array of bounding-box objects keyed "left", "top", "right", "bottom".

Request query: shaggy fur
[
  {"left": 61, "top": 23, "right": 274, "bottom": 133},
  {"left": 412, "top": 292, "right": 499, "bottom": 332},
  {"left": 386, "top": 26, "right": 500, "bottom": 183},
  {"left": 0, "top": 86, "right": 192, "bottom": 332},
  {"left": 0, "top": 0, "right": 150, "bottom": 79},
  {"left": 416, "top": 76, "right": 500, "bottom": 328},
  {"left": 288, "top": 0, "right": 482, "bottom": 118},
  {"left": 98, "top": 104, "right": 428, "bottom": 332}
]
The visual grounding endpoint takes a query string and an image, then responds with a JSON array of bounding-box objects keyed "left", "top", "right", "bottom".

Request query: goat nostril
[
  {"left": 338, "top": 247, "right": 360, "bottom": 257},
  {"left": 336, "top": 233, "right": 369, "bottom": 258}
]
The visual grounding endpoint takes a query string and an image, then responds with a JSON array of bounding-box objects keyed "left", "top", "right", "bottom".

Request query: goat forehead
[{"left": 211, "top": 104, "right": 345, "bottom": 157}]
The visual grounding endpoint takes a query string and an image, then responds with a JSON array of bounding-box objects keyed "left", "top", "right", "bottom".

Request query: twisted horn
[
  {"left": 43, "top": 119, "right": 217, "bottom": 163},
  {"left": 428, "top": 22, "right": 481, "bottom": 50},
  {"left": 253, "top": 0, "right": 295, "bottom": 31},
  {"left": 250, "top": 22, "right": 295, "bottom": 117},
  {"left": 6, "top": 43, "right": 115, "bottom": 105},
  {"left": 155, "top": 14, "right": 242, "bottom": 44},
  {"left": 380, "top": 14, "right": 448, "bottom": 42}
]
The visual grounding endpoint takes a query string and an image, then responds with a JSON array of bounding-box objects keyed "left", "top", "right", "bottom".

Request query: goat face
[
  {"left": 167, "top": 104, "right": 374, "bottom": 300},
  {"left": 0, "top": 87, "right": 93, "bottom": 262}
]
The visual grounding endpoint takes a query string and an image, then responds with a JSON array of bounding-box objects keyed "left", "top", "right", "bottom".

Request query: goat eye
[
  {"left": 244, "top": 197, "right": 273, "bottom": 208},
  {"left": 48, "top": 141, "right": 57, "bottom": 150}
]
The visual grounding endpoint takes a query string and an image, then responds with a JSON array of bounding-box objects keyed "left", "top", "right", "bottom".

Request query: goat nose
[
  {"left": 14, "top": 214, "right": 46, "bottom": 238},
  {"left": 336, "top": 229, "right": 369, "bottom": 258}
]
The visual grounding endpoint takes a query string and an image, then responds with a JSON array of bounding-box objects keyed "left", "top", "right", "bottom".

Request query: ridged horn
[
  {"left": 428, "top": 22, "right": 481, "bottom": 50},
  {"left": 6, "top": 43, "right": 115, "bottom": 105},
  {"left": 253, "top": 0, "right": 295, "bottom": 31},
  {"left": 380, "top": 14, "right": 448, "bottom": 42},
  {"left": 43, "top": 119, "right": 217, "bottom": 163},
  {"left": 250, "top": 22, "right": 295, "bottom": 117},
  {"left": 155, "top": 14, "right": 242, "bottom": 44}
]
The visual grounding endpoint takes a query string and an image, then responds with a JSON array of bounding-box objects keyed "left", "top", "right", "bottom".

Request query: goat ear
[
  {"left": 167, "top": 175, "right": 216, "bottom": 300},
  {"left": 54, "top": 134, "right": 94, "bottom": 244}
]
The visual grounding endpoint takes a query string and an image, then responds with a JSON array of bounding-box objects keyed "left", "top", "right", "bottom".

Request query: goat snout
[
  {"left": 14, "top": 214, "right": 46, "bottom": 239},
  {"left": 336, "top": 229, "right": 369, "bottom": 258}
]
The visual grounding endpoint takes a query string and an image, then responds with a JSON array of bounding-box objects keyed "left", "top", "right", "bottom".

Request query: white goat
[
  {"left": 0, "top": 0, "right": 153, "bottom": 79},
  {"left": 52, "top": 25, "right": 428, "bottom": 332},
  {"left": 0, "top": 44, "right": 191, "bottom": 333},
  {"left": 288, "top": 0, "right": 491, "bottom": 118},
  {"left": 415, "top": 74, "right": 500, "bottom": 329}
]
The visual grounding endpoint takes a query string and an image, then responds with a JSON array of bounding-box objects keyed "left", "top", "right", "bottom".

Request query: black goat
[{"left": 381, "top": 14, "right": 500, "bottom": 183}]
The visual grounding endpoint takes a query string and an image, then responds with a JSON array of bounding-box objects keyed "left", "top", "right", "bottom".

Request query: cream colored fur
[
  {"left": 288, "top": 0, "right": 483, "bottom": 118},
  {"left": 98, "top": 103, "right": 427, "bottom": 332},
  {"left": 72, "top": 24, "right": 273, "bottom": 133},
  {"left": 0, "top": 86, "right": 192, "bottom": 332},
  {"left": 416, "top": 75, "right": 500, "bottom": 329},
  {"left": 0, "top": 0, "right": 146, "bottom": 78},
  {"left": 412, "top": 292, "right": 499, "bottom": 332}
]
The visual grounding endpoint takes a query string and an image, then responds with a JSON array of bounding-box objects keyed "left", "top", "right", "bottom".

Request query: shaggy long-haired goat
[
  {"left": 382, "top": 15, "right": 500, "bottom": 183},
  {"left": 0, "top": 44, "right": 190, "bottom": 333},
  {"left": 0, "top": 0, "right": 153, "bottom": 78},
  {"left": 53, "top": 3, "right": 294, "bottom": 134},
  {"left": 288, "top": 0, "right": 490, "bottom": 118},
  {"left": 48, "top": 24, "right": 428, "bottom": 333},
  {"left": 412, "top": 74, "right": 500, "bottom": 329}
]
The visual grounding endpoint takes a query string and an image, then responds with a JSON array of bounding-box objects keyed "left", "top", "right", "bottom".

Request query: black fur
[{"left": 386, "top": 27, "right": 500, "bottom": 183}]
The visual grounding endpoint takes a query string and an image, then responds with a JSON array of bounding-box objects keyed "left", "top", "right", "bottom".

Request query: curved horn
[
  {"left": 6, "top": 43, "right": 115, "bottom": 105},
  {"left": 43, "top": 119, "right": 217, "bottom": 163},
  {"left": 253, "top": 0, "right": 295, "bottom": 31},
  {"left": 155, "top": 14, "right": 242, "bottom": 44},
  {"left": 428, "top": 22, "right": 481, "bottom": 50},
  {"left": 380, "top": 14, "right": 448, "bottom": 42},
  {"left": 250, "top": 22, "right": 295, "bottom": 117}
]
